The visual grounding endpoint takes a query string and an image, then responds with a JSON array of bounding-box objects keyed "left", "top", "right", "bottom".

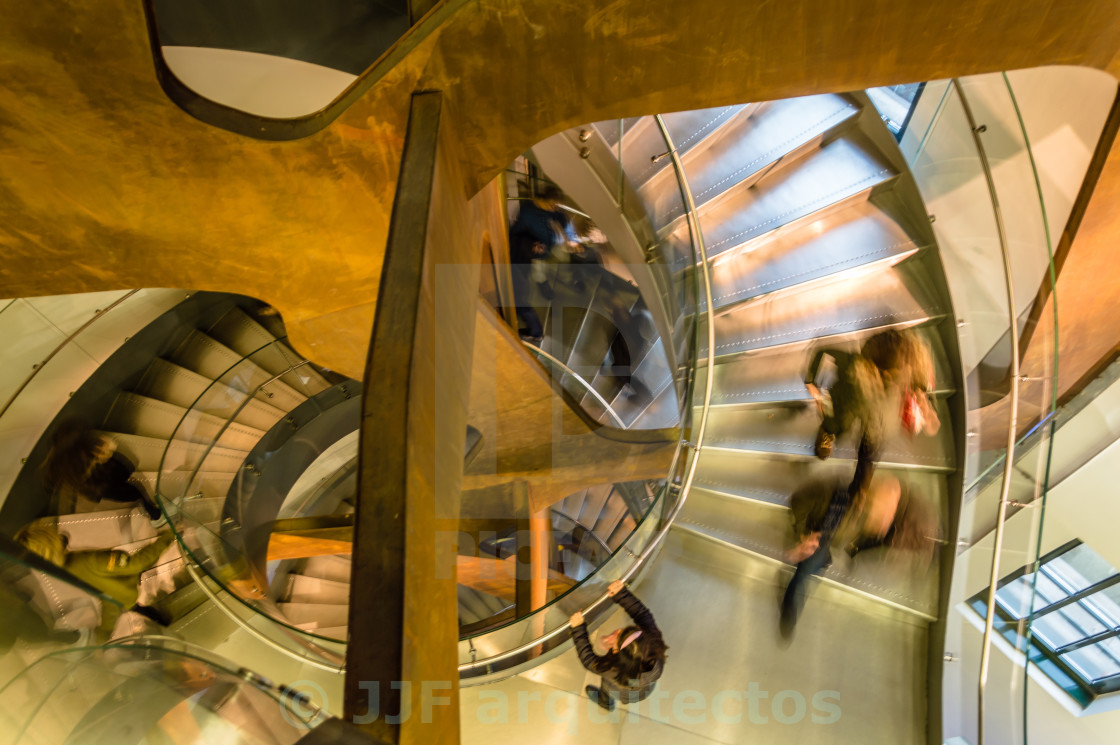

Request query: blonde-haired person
[
  {"left": 861, "top": 329, "right": 941, "bottom": 437},
  {"left": 15, "top": 518, "right": 174, "bottom": 636}
]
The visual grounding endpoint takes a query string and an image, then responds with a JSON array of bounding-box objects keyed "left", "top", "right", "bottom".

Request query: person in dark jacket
[
  {"left": 804, "top": 346, "right": 887, "bottom": 498},
  {"left": 780, "top": 480, "right": 857, "bottom": 638},
  {"left": 508, "top": 184, "right": 577, "bottom": 341},
  {"left": 40, "top": 420, "right": 162, "bottom": 520},
  {"left": 568, "top": 580, "right": 668, "bottom": 711}
]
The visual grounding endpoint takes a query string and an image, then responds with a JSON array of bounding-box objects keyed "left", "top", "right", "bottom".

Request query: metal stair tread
[
  {"left": 706, "top": 263, "right": 943, "bottom": 359},
  {"left": 698, "top": 394, "right": 954, "bottom": 470},
  {"left": 134, "top": 357, "right": 287, "bottom": 432},
  {"left": 171, "top": 330, "right": 307, "bottom": 412},
  {"left": 662, "top": 130, "right": 898, "bottom": 261},
  {"left": 704, "top": 198, "right": 925, "bottom": 314},
  {"left": 678, "top": 486, "right": 940, "bottom": 617},
  {"left": 702, "top": 321, "right": 956, "bottom": 406},
  {"left": 299, "top": 554, "right": 353, "bottom": 583},
  {"left": 208, "top": 306, "right": 331, "bottom": 395},
  {"left": 105, "top": 391, "right": 266, "bottom": 449},
  {"left": 284, "top": 574, "right": 351, "bottom": 605},
  {"left": 673, "top": 520, "right": 938, "bottom": 619},
  {"left": 700, "top": 395, "right": 956, "bottom": 471},
  {"left": 576, "top": 484, "right": 614, "bottom": 527},
  {"left": 104, "top": 431, "right": 250, "bottom": 473},
  {"left": 622, "top": 105, "right": 749, "bottom": 192},
  {"left": 641, "top": 94, "right": 860, "bottom": 230}
]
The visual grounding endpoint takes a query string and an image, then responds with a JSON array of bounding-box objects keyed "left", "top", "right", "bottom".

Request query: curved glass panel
[
  {"left": 0, "top": 547, "right": 124, "bottom": 691},
  {"left": 0, "top": 639, "right": 325, "bottom": 745},
  {"left": 908, "top": 74, "right": 1062, "bottom": 745},
  {"left": 156, "top": 337, "right": 352, "bottom": 661}
]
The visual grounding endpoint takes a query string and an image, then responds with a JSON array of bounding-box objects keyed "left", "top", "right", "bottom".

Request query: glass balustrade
[
  {"left": 0, "top": 637, "right": 329, "bottom": 745},
  {"left": 907, "top": 73, "right": 1062, "bottom": 745}
]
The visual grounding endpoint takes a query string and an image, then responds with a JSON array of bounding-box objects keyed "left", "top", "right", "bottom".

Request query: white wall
[
  {"left": 944, "top": 433, "right": 1120, "bottom": 744},
  {"left": 162, "top": 47, "right": 356, "bottom": 119},
  {"left": 0, "top": 289, "right": 188, "bottom": 510}
]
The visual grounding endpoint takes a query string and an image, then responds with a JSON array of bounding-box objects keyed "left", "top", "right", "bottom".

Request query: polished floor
[{"left": 460, "top": 528, "right": 928, "bottom": 744}]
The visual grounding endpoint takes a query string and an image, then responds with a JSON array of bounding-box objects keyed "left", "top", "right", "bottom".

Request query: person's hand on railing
[
  {"left": 607, "top": 579, "right": 626, "bottom": 597},
  {"left": 569, "top": 611, "right": 585, "bottom": 628}
]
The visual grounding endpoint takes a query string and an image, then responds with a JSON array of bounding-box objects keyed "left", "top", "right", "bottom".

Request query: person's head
[
  {"left": 532, "top": 183, "right": 564, "bottom": 210},
  {"left": 866, "top": 331, "right": 935, "bottom": 391},
  {"left": 41, "top": 420, "right": 110, "bottom": 490},
  {"left": 15, "top": 519, "right": 67, "bottom": 567},
  {"left": 602, "top": 624, "right": 668, "bottom": 681}
]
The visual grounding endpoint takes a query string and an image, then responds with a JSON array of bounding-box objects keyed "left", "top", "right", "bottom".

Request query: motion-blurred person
[
  {"left": 41, "top": 420, "right": 162, "bottom": 521},
  {"left": 603, "top": 295, "right": 652, "bottom": 403},
  {"left": 781, "top": 476, "right": 868, "bottom": 637},
  {"left": 861, "top": 328, "right": 941, "bottom": 438},
  {"left": 16, "top": 519, "right": 175, "bottom": 636},
  {"left": 804, "top": 345, "right": 887, "bottom": 496},
  {"left": 569, "top": 580, "right": 668, "bottom": 711},
  {"left": 508, "top": 183, "right": 578, "bottom": 342},
  {"left": 846, "top": 478, "right": 939, "bottom": 568}
]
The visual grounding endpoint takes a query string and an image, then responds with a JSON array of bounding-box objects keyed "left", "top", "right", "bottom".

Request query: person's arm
[
  {"left": 569, "top": 612, "right": 615, "bottom": 674},
  {"left": 92, "top": 533, "right": 175, "bottom": 578},
  {"left": 788, "top": 532, "right": 821, "bottom": 563},
  {"left": 610, "top": 582, "right": 663, "bottom": 642},
  {"left": 805, "top": 348, "right": 832, "bottom": 386},
  {"left": 917, "top": 392, "right": 941, "bottom": 435}
]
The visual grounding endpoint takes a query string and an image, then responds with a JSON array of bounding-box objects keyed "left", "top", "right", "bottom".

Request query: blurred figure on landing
[
  {"left": 603, "top": 295, "right": 652, "bottom": 404},
  {"left": 41, "top": 420, "right": 162, "bottom": 521},
  {"left": 508, "top": 183, "right": 578, "bottom": 342}
]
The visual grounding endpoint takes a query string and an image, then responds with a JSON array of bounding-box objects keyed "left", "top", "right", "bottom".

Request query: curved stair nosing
[
  {"left": 671, "top": 522, "right": 937, "bottom": 621},
  {"left": 700, "top": 442, "right": 954, "bottom": 473}
]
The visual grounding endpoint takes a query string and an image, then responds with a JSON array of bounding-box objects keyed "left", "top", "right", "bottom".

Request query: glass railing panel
[
  {"left": 923, "top": 72, "right": 1062, "bottom": 745},
  {"left": 458, "top": 430, "right": 690, "bottom": 674},
  {"left": 526, "top": 488, "right": 666, "bottom": 636},
  {"left": 867, "top": 83, "right": 925, "bottom": 137},
  {"left": 508, "top": 117, "right": 700, "bottom": 430},
  {"left": 0, "top": 640, "right": 326, "bottom": 745},
  {"left": 155, "top": 339, "right": 352, "bottom": 660},
  {"left": 458, "top": 479, "right": 669, "bottom": 669},
  {"left": 0, "top": 547, "right": 124, "bottom": 691},
  {"left": 906, "top": 81, "right": 1013, "bottom": 489}
]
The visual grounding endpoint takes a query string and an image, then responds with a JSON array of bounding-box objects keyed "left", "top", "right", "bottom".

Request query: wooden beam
[{"left": 347, "top": 90, "right": 466, "bottom": 744}]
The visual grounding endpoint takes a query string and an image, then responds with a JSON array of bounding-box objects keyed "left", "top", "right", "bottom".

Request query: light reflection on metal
[{"left": 521, "top": 342, "right": 627, "bottom": 428}]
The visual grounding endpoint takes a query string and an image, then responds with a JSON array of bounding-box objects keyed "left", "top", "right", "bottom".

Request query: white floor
[{"left": 460, "top": 528, "right": 929, "bottom": 745}]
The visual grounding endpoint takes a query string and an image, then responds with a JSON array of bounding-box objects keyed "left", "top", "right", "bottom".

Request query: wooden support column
[
  {"left": 529, "top": 508, "right": 551, "bottom": 612},
  {"left": 513, "top": 513, "right": 533, "bottom": 618},
  {"left": 345, "top": 89, "right": 478, "bottom": 745}
]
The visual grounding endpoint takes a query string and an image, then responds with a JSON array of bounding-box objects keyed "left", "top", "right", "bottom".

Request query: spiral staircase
[
  {"left": 0, "top": 87, "right": 964, "bottom": 745},
  {"left": 559, "top": 91, "right": 960, "bottom": 620}
]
